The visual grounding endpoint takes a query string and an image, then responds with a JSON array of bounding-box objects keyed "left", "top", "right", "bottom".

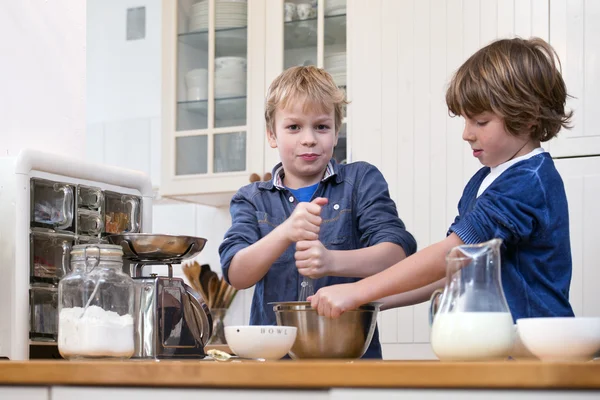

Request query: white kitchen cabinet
[
  {"left": 546, "top": 0, "right": 600, "bottom": 158},
  {"left": 330, "top": 389, "right": 600, "bottom": 400},
  {"left": 160, "top": 0, "right": 268, "bottom": 206},
  {"left": 51, "top": 387, "right": 328, "bottom": 400},
  {"left": 0, "top": 387, "right": 49, "bottom": 400},
  {"left": 161, "top": 0, "right": 348, "bottom": 206},
  {"left": 554, "top": 156, "right": 600, "bottom": 318}
]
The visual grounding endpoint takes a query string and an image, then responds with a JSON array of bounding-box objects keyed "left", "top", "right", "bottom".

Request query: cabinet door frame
[
  {"left": 546, "top": 0, "right": 600, "bottom": 158},
  {"left": 263, "top": 0, "right": 350, "bottom": 172},
  {"left": 160, "top": 0, "right": 267, "bottom": 205}
]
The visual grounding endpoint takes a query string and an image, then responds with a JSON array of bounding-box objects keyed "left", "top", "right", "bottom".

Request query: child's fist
[
  {"left": 283, "top": 197, "right": 328, "bottom": 243},
  {"left": 295, "top": 240, "right": 333, "bottom": 279}
]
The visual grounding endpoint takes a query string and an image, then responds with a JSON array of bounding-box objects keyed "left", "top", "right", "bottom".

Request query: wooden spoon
[
  {"left": 213, "top": 278, "right": 229, "bottom": 309},
  {"left": 207, "top": 274, "right": 219, "bottom": 308}
]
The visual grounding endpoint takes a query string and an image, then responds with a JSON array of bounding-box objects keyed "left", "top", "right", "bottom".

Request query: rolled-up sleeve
[
  {"left": 354, "top": 164, "right": 417, "bottom": 256},
  {"left": 449, "top": 169, "right": 546, "bottom": 245},
  {"left": 218, "top": 192, "right": 261, "bottom": 283}
]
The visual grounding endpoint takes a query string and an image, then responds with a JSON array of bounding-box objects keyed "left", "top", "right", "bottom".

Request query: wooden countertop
[{"left": 0, "top": 360, "right": 599, "bottom": 389}]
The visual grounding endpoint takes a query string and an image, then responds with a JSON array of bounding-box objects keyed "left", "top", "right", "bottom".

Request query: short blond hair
[
  {"left": 446, "top": 37, "right": 572, "bottom": 142},
  {"left": 265, "top": 66, "right": 348, "bottom": 135}
]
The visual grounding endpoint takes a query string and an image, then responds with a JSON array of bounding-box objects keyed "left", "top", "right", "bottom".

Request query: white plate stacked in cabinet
[
  {"left": 184, "top": 57, "right": 246, "bottom": 103},
  {"left": 325, "top": 51, "right": 346, "bottom": 87},
  {"left": 325, "top": 0, "right": 346, "bottom": 16},
  {"left": 188, "top": 0, "right": 247, "bottom": 32}
]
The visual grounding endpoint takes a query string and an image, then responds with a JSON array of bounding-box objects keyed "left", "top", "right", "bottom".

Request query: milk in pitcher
[{"left": 431, "top": 311, "right": 514, "bottom": 361}]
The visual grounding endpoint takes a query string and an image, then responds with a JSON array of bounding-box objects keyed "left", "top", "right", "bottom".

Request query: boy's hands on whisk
[
  {"left": 281, "top": 197, "right": 328, "bottom": 243},
  {"left": 295, "top": 239, "right": 333, "bottom": 279}
]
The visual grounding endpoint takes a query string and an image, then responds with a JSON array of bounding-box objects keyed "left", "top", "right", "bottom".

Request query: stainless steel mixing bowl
[{"left": 271, "top": 301, "right": 380, "bottom": 359}]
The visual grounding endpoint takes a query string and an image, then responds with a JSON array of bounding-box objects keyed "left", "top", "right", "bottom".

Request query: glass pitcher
[{"left": 429, "top": 238, "right": 514, "bottom": 361}]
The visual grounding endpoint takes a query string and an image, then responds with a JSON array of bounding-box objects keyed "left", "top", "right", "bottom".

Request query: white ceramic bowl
[
  {"left": 516, "top": 317, "right": 600, "bottom": 362},
  {"left": 224, "top": 325, "right": 297, "bottom": 360},
  {"left": 185, "top": 68, "right": 208, "bottom": 86},
  {"left": 187, "top": 86, "right": 207, "bottom": 101},
  {"left": 509, "top": 324, "right": 537, "bottom": 360},
  {"left": 215, "top": 56, "right": 247, "bottom": 69}
]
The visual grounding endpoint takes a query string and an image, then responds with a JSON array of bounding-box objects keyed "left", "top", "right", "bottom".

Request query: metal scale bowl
[{"left": 106, "top": 233, "right": 212, "bottom": 359}]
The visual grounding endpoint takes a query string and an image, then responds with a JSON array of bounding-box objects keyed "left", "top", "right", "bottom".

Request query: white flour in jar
[{"left": 58, "top": 305, "right": 134, "bottom": 358}]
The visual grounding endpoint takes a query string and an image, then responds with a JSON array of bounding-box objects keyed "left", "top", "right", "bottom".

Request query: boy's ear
[{"left": 267, "top": 129, "right": 278, "bottom": 149}]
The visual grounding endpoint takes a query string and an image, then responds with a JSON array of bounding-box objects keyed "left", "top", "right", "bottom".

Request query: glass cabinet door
[
  {"left": 283, "top": 0, "right": 347, "bottom": 164},
  {"left": 175, "top": 0, "right": 249, "bottom": 175}
]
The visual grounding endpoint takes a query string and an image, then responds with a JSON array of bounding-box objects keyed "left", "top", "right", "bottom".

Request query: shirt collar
[
  {"left": 490, "top": 147, "right": 545, "bottom": 176},
  {"left": 259, "top": 159, "right": 339, "bottom": 190}
]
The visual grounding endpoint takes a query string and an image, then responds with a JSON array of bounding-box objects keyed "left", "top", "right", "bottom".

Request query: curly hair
[
  {"left": 446, "top": 37, "right": 573, "bottom": 142},
  {"left": 265, "top": 66, "right": 348, "bottom": 135}
]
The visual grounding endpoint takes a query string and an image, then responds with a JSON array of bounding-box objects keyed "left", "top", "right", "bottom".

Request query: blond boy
[{"left": 219, "top": 66, "right": 416, "bottom": 358}]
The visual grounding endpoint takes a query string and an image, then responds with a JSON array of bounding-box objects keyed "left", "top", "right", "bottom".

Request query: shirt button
[
  {"left": 288, "top": 196, "right": 294, "bottom": 203},
  {"left": 333, "top": 204, "right": 340, "bottom": 210}
]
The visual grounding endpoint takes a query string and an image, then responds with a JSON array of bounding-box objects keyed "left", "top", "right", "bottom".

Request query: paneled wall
[{"left": 347, "top": 0, "right": 550, "bottom": 359}]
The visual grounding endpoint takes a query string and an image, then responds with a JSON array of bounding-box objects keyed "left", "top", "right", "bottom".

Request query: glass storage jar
[{"left": 58, "top": 244, "right": 134, "bottom": 360}]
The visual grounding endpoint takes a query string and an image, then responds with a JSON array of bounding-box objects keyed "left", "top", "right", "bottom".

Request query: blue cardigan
[{"left": 449, "top": 152, "right": 574, "bottom": 320}]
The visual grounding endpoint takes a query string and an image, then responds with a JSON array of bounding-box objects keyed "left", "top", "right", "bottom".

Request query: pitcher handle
[{"left": 428, "top": 288, "right": 444, "bottom": 326}]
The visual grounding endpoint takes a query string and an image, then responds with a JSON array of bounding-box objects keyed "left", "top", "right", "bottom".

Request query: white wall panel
[
  {"left": 462, "top": 0, "right": 485, "bottom": 185},
  {"left": 381, "top": 0, "right": 401, "bottom": 202},
  {"left": 347, "top": 0, "right": 383, "bottom": 166},
  {"left": 480, "top": 0, "right": 499, "bottom": 45},
  {"left": 532, "top": 0, "right": 549, "bottom": 40},
  {"left": 429, "top": 2, "right": 449, "bottom": 245},
  {"left": 554, "top": 156, "right": 600, "bottom": 318},
  {"left": 561, "top": 176, "right": 584, "bottom": 316},
  {"left": 582, "top": 175, "right": 600, "bottom": 317},
  {"left": 445, "top": 0, "right": 467, "bottom": 231},
  {"left": 515, "top": 0, "right": 533, "bottom": 38},
  {"left": 497, "top": 0, "right": 516, "bottom": 38}
]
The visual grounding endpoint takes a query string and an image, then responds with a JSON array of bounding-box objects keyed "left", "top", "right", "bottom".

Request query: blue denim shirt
[
  {"left": 219, "top": 159, "right": 417, "bottom": 358},
  {"left": 449, "top": 152, "right": 574, "bottom": 320}
]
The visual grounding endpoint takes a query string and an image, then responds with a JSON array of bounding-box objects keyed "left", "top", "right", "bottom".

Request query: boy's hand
[
  {"left": 282, "top": 197, "right": 328, "bottom": 243},
  {"left": 295, "top": 240, "right": 334, "bottom": 278},
  {"left": 307, "top": 283, "right": 361, "bottom": 318}
]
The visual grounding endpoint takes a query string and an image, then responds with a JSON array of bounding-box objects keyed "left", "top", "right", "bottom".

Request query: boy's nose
[
  {"left": 300, "top": 129, "right": 318, "bottom": 146},
  {"left": 462, "top": 125, "right": 475, "bottom": 142}
]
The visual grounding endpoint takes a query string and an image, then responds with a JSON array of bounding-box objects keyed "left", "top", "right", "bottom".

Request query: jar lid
[{"left": 70, "top": 244, "right": 123, "bottom": 262}]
